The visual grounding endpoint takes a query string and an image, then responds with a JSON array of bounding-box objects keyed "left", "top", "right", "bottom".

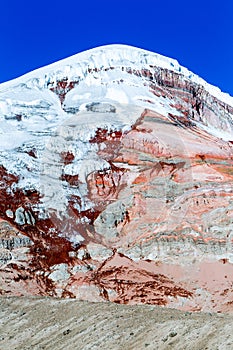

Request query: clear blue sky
[{"left": 1, "top": 0, "right": 233, "bottom": 96}]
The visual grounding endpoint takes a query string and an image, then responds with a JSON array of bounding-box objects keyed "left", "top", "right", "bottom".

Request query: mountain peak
[
  {"left": 1, "top": 45, "right": 233, "bottom": 312},
  {"left": 1, "top": 44, "right": 233, "bottom": 108}
]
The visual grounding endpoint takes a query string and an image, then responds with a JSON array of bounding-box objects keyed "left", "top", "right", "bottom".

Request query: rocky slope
[
  {"left": 1, "top": 297, "right": 233, "bottom": 350},
  {"left": 0, "top": 45, "right": 233, "bottom": 312}
]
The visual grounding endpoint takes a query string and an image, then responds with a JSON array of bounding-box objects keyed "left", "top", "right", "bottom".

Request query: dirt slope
[{"left": 0, "top": 297, "right": 233, "bottom": 350}]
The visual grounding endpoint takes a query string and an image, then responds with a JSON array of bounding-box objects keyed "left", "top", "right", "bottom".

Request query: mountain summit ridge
[{"left": 1, "top": 44, "right": 233, "bottom": 108}]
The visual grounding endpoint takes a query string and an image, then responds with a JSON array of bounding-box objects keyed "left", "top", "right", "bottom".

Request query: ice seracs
[{"left": 1, "top": 44, "right": 233, "bottom": 107}]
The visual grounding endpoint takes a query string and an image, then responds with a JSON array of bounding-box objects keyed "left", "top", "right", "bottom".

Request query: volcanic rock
[{"left": 0, "top": 45, "right": 233, "bottom": 312}]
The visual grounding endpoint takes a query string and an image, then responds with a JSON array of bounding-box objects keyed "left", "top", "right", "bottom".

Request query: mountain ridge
[{"left": 1, "top": 44, "right": 233, "bottom": 108}]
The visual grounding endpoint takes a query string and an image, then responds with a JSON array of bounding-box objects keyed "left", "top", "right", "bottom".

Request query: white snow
[
  {"left": 194, "top": 121, "right": 233, "bottom": 141},
  {"left": 0, "top": 44, "right": 232, "bottom": 107}
]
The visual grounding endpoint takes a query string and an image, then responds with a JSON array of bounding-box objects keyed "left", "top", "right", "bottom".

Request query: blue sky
[{"left": 1, "top": 0, "right": 233, "bottom": 96}]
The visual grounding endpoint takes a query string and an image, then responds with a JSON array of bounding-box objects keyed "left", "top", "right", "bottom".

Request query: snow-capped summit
[
  {"left": 1, "top": 44, "right": 233, "bottom": 106},
  {"left": 1, "top": 45, "right": 233, "bottom": 312}
]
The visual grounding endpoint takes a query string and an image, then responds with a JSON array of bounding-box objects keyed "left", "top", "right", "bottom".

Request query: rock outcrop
[{"left": 0, "top": 45, "right": 233, "bottom": 312}]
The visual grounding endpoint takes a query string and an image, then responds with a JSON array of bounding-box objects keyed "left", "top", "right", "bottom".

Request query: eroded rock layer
[{"left": 0, "top": 45, "right": 233, "bottom": 312}]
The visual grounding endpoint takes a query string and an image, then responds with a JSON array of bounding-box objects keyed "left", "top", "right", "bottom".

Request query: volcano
[{"left": 0, "top": 45, "right": 233, "bottom": 312}]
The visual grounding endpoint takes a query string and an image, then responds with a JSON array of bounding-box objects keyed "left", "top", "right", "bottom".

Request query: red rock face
[
  {"left": 48, "top": 79, "right": 79, "bottom": 104},
  {"left": 1, "top": 46, "right": 233, "bottom": 312},
  {"left": 85, "top": 252, "right": 193, "bottom": 305}
]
